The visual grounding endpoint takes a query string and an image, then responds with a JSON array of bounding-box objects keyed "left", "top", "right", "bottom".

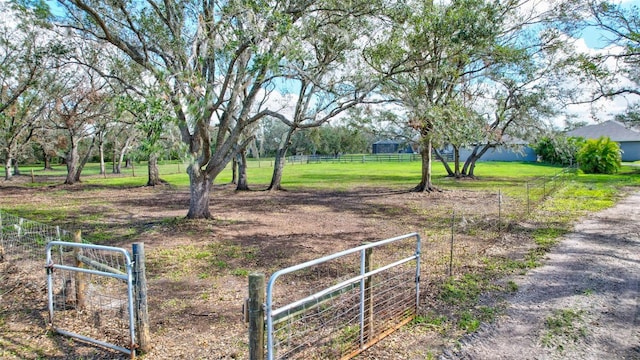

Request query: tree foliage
[
  {"left": 561, "top": 1, "right": 640, "bottom": 108},
  {"left": 534, "top": 135, "right": 583, "bottom": 165}
]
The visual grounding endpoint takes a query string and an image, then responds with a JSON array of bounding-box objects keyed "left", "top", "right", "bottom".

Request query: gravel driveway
[{"left": 442, "top": 190, "right": 640, "bottom": 360}]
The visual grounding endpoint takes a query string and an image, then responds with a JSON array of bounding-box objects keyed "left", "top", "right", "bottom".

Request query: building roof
[
  {"left": 373, "top": 140, "right": 401, "bottom": 145},
  {"left": 566, "top": 120, "right": 640, "bottom": 142}
]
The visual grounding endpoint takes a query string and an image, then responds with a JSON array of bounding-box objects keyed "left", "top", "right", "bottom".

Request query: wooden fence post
[
  {"left": 249, "top": 273, "right": 265, "bottom": 360},
  {"left": 363, "top": 246, "right": 374, "bottom": 342},
  {"left": 132, "top": 243, "right": 151, "bottom": 353},
  {"left": 73, "top": 230, "right": 86, "bottom": 309}
]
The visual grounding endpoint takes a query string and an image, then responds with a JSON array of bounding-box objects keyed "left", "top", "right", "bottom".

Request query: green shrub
[
  {"left": 576, "top": 137, "right": 621, "bottom": 174},
  {"left": 534, "top": 136, "right": 583, "bottom": 165}
]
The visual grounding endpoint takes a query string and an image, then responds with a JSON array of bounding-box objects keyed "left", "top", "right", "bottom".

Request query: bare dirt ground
[
  {"left": 443, "top": 190, "right": 640, "bottom": 360},
  {"left": 0, "top": 176, "right": 638, "bottom": 359}
]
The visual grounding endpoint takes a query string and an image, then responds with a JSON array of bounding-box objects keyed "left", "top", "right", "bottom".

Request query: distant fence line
[{"left": 290, "top": 153, "right": 421, "bottom": 164}]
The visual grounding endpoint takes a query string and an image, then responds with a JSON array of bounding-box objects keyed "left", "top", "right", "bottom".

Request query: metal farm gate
[
  {"left": 45, "top": 241, "right": 137, "bottom": 357},
  {"left": 264, "top": 233, "right": 421, "bottom": 360}
]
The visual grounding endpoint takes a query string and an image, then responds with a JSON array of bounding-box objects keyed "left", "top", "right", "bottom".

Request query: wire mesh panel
[
  {"left": 45, "top": 241, "right": 136, "bottom": 356},
  {"left": 266, "top": 233, "right": 421, "bottom": 360},
  {"left": 0, "top": 211, "right": 70, "bottom": 263}
]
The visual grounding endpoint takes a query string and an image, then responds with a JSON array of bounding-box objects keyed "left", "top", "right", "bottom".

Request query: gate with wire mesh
[
  {"left": 45, "top": 241, "right": 137, "bottom": 357},
  {"left": 263, "top": 233, "right": 421, "bottom": 360}
]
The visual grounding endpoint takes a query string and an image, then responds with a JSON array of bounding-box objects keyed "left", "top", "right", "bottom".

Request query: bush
[
  {"left": 576, "top": 137, "right": 622, "bottom": 174},
  {"left": 534, "top": 136, "right": 582, "bottom": 165}
]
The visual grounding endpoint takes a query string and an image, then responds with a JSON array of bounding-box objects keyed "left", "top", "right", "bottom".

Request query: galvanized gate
[
  {"left": 265, "top": 233, "right": 421, "bottom": 360},
  {"left": 45, "top": 241, "right": 137, "bottom": 357}
]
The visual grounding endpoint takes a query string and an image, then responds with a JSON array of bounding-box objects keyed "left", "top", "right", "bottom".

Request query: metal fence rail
[
  {"left": 265, "top": 233, "right": 421, "bottom": 360},
  {"left": 45, "top": 241, "right": 137, "bottom": 357}
]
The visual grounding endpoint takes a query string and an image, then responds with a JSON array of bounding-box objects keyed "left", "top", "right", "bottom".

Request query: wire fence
[{"left": 423, "top": 167, "right": 576, "bottom": 283}]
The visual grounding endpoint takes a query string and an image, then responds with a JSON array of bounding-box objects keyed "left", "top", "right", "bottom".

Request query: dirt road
[{"left": 442, "top": 191, "right": 640, "bottom": 359}]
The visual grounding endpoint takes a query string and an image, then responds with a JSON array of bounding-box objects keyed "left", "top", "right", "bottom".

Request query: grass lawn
[{"left": 21, "top": 159, "right": 573, "bottom": 190}]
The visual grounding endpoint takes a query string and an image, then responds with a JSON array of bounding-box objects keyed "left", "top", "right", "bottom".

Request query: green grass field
[
  {"left": 19, "top": 159, "right": 640, "bottom": 200},
  {"left": 20, "top": 159, "right": 598, "bottom": 190}
]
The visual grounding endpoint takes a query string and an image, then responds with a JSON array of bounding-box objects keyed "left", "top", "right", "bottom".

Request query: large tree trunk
[
  {"left": 268, "top": 147, "right": 288, "bottom": 191},
  {"left": 236, "top": 149, "right": 249, "bottom": 191},
  {"left": 186, "top": 165, "right": 214, "bottom": 219},
  {"left": 12, "top": 159, "right": 20, "bottom": 176},
  {"left": 434, "top": 148, "right": 455, "bottom": 177},
  {"left": 453, "top": 145, "right": 460, "bottom": 178},
  {"left": 112, "top": 140, "right": 118, "bottom": 174},
  {"left": 4, "top": 157, "right": 13, "bottom": 181},
  {"left": 413, "top": 136, "right": 436, "bottom": 192},
  {"left": 74, "top": 137, "right": 95, "bottom": 182},
  {"left": 231, "top": 157, "right": 238, "bottom": 185},
  {"left": 116, "top": 144, "right": 127, "bottom": 174},
  {"left": 146, "top": 153, "right": 165, "bottom": 186},
  {"left": 462, "top": 144, "right": 492, "bottom": 178},
  {"left": 43, "top": 149, "right": 52, "bottom": 170},
  {"left": 267, "top": 129, "right": 295, "bottom": 191},
  {"left": 65, "top": 143, "right": 79, "bottom": 185},
  {"left": 99, "top": 137, "right": 106, "bottom": 175}
]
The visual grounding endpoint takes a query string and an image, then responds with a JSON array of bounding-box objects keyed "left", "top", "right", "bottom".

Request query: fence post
[
  {"left": 526, "top": 182, "right": 530, "bottom": 215},
  {"left": 249, "top": 273, "right": 265, "bottom": 360},
  {"left": 498, "top": 190, "right": 502, "bottom": 234},
  {"left": 363, "top": 245, "right": 374, "bottom": 342},
  {"left": 132, "top": 243, "right": 151, "bottom": 353},
  {"left": 450, "top": 211, "right": 455, "bottom": 277},
  {"left": 0, "top": 211, "right": 4, "bottom": 262},
  {"left": 73, "top": 230, "right": 86, "bottom": 310}
]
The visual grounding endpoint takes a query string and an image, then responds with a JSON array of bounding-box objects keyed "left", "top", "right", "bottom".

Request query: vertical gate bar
[
  {"left": 414, "top": 234, "right": 421, "bottom": 315},
  {"left": 124, "top": 252, "right": 137, "bottom": 358},
  {"left": 74, "top": 230, "right": 86, "bottom": 310},
  {"left": 46, "top": 246, "right": 54, "bottom": 326},
  {"left": 266, "top": 278, "right": 275, "bottom": 360},
  {"left": 359, "top": 247, "right": 366, "bottom": 348},
  {"left": 364, "top": 246, "right": 373, "bottom": 343}
]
